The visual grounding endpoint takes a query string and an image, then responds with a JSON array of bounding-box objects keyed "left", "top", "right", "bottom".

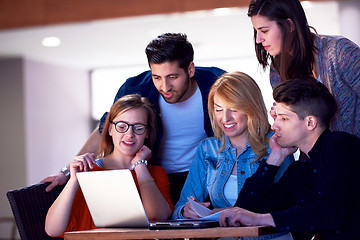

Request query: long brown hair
[
  {"left": 208, "top": 72, "right": 271, "bottom": 160},
  {"left": 98, "top": 94, "right": 156, "bottom": 158},
  {"left": 248, "top": 0, "right": 316, "bottom": 81}
]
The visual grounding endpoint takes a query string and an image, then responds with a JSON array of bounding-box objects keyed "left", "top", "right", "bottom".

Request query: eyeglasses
[{"left": 111, "top": 121, "right": 147, "bottom": 135}]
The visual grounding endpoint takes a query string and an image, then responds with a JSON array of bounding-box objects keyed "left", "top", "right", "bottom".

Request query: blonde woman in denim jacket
[{"left": 172, "top": 72, "right": 294, "bottom": 240}]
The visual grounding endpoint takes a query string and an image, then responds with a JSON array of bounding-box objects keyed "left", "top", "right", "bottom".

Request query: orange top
[{"left": 58, "top": 165, "right": 173, "bottom": 238}]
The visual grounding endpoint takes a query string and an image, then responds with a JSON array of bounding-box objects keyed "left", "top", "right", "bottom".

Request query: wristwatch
[{"left": 60, "top": 166, "right": 70, "bottom": 177}]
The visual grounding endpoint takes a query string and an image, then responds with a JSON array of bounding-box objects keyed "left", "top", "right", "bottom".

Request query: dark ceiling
[{"left": 0, "top": 0, "right": 339, "bottom": 30}]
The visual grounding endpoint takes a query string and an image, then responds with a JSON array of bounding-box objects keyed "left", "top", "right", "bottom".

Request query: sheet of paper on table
[{"left": 187, "top": 197, "right": 224, "bottom": 221}]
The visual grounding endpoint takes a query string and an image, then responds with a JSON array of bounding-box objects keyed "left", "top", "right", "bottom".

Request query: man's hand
[
  {"left": 267, "top": 134, "right": 297, "bottom": 166},
  {"left": 42, "top": 128, "right": 101, "bottom": 192},
  {"left": 219, "top": 207, "right": 275, "bottom": 227},
  {"left": 42, "top": 172, "right": 69, "bottom": 192}
]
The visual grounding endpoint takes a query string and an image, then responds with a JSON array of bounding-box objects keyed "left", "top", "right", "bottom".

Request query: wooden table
[{"left": 64, "top": 226, "right": 276, "bottom": 239}]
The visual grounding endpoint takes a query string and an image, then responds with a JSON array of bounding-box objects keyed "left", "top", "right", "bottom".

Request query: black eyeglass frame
[{"left": 110, "top": 121, "right": 148, "bottom": 135}]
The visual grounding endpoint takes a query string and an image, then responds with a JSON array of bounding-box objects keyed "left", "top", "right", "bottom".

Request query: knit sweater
[{"left": 270, "top": 34, "right": 360, "bottom": 138}]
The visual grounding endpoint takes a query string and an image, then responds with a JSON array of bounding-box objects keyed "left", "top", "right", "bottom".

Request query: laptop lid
[{"left": 76, "top": 169, "right": 149, "bottom": 228}]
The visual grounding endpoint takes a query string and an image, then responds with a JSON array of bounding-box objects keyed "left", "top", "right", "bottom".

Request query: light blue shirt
[{"left": 157, "top": 87, "right": 207, "bottom": 173}]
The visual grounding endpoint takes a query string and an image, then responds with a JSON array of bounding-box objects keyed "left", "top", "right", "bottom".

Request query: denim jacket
[{"left": 172, "top": 133, "right": 294, "bottom": 239}]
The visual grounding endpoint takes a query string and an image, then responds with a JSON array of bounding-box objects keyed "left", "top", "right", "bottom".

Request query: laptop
[
  {"left": 148, "top": 219, "right": 219, "bottom": 229},
  {"left": 77, "top": 169, "right": 219, "bottom": 229},
  {"left": 77, "top": 169, "right": 148, "bottom": 227}
]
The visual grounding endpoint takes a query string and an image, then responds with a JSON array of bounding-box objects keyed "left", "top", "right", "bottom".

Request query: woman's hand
[
  {"left": 182, "top": 196, "right": 211, "bottom": 219},
  {"left": 270, "top": 102, "right": 277, "bottom": 120},
  {"left": 45, "top": 153, "right": 95, "bottom": 237},
  {"left": 69, "top": 153, "right": 96, "bottom": 180},
  {"left": 132, "top": 145, "right": 152, "bottom": 165},
  {"left": 132, "top": 145, "right": 172, "bottom": 221}
]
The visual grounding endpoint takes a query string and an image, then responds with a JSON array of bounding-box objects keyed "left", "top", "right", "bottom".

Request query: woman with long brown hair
[
  {"left": 248, "top": 0, "right": 360, "bottom": 138},
  {"left": 45, "top": 94, "right": 173, "bottom": 238}
]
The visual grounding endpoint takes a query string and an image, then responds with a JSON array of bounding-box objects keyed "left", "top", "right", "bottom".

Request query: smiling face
[
  {"left": 213, "top": 93, "right": 248, "bottom": 146},
  {"left": 150, "top": 61, "right": 195, "bottom": 104},
  {"left": 108, "top": 107, "right": 148, "bottom": 157},
  {"left": 251, "top": 14, "right": 283, "bottom": 57},
  {"left": 271, "top": 102, "right": 308, "bottom": 149}
]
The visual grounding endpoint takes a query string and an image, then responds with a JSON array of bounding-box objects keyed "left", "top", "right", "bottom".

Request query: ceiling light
[
  {"left": 42, "top": 37, "right": 61, "bottom": 47},
  {"left": 212, "top": 8, "right": 232, "bottom": 16}
]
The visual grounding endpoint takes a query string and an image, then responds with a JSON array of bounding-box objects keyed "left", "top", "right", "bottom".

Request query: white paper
[
  {"left": 197, "top": 210, "right": 222, "bottom": 221},
  {"left": 187, "top": 197, "right": 225, "bottom": 221},
  {"left": 188, "top": 197, "right": 213, "bottom": 217}
]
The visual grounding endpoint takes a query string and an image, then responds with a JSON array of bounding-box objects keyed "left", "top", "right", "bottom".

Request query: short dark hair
[
  {"left": 145, "top": 33, "right": 194, "bottom": 71},
  {"left": 273, "top": 78, "right": 337, "bottom": 129}
]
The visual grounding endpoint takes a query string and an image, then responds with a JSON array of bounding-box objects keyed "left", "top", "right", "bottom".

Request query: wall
[
  {"left": 339, "top": 0, "right": 360, "bottom": 46},
  {"left": 0, "top": 58, "right": 91, "bottom": 239},
  {"left": 0, "top": 58, "right": 26, "bottom": 239},
  {"left": 23, "top": 59, "right": 91, "bottom": 184}
]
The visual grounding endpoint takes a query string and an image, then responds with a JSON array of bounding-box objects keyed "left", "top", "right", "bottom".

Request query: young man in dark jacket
[{"left": 219, "top": 78, "right": 360, "bottom": 240}]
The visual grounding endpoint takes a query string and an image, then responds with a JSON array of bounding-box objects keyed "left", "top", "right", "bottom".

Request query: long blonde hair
[{"left": 208, "top": 72, "right": 270, "bottom": 160}]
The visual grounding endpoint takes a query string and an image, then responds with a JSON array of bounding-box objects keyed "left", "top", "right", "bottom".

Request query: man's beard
[{"left": 162, "top": 74, "right": 191, "bottom": 104}]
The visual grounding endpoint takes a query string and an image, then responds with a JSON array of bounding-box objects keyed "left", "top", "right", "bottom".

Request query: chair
[{"left": 7, "top": 182, "right": 65, "bottom": 240}]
